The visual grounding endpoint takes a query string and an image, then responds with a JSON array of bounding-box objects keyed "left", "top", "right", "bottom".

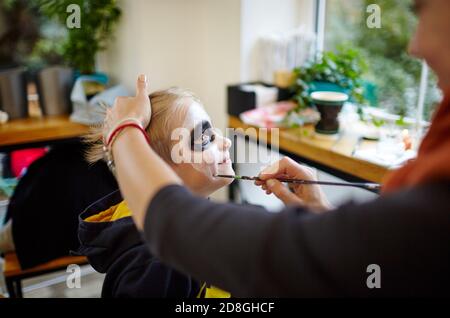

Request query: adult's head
[{"left": 409, "top": 0, "right": 450, "bottom": 90}]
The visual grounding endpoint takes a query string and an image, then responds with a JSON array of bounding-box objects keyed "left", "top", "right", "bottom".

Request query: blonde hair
[{"left": 85, "top": 87, "right": 200, "bottom": 165}]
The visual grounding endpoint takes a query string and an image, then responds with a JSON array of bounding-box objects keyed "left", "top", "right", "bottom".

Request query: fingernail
[{"left": 139, "top": 74, "right": 147, "bottom": 82}]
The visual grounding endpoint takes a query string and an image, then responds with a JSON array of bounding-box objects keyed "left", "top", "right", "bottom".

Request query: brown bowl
[{"left": 311, "top": 91, "right": 349, "bottom": 135}]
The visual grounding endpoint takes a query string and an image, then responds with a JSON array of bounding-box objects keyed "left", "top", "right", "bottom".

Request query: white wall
[
  {"left": 98, "top": 0, "right": 315, "bottom": 130},
  {"left": 197, "top": 0, "right": 242, "bottom": 133},
  {"left": 240, "top": 0, "right": 315, "bottom": 82},
  {"left": 98, "top": 0, "right": 241, "bottom": 134}
]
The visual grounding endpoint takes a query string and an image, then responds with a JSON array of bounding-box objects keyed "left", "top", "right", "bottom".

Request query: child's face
[{"left": 171, "top": 101, "right": 234, "bottom": 196}]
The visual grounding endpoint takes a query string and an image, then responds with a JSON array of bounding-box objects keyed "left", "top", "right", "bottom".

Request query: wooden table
[
  {"left": 0, "top": 115, "right": 90, "bottom": 151},
  {"left": 228, "top": 116, "right": 389, "bottom": 183},
  {"left": 4, "top": 252, "right": 87, "bottom": 298}
]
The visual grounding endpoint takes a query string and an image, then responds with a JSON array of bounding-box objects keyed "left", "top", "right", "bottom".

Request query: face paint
[
  {"left": 190, "top": 120, "right": 216, "bottom": 152},
  {"left": 175, "top": 100, "right": 234, "bottom": 194}
]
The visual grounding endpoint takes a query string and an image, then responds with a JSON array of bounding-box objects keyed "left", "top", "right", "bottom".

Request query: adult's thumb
[
  {"left": 136, "top": 74, "right": 148, "bottom": 97},
  {"left": 266, "top": 179, "right": 302, "bottom": 205}
]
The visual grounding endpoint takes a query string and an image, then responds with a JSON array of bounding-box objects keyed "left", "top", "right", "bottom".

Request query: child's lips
[{"left": 219, "top": 157, "right": 231, "bottom": 164}]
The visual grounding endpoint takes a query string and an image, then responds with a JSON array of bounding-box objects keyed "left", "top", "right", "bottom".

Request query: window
[{"left": 318, "top": 0, "right": 441, "bottom": 122}]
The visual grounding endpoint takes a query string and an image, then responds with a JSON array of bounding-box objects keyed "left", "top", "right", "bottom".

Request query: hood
[
  {"left": 77, "top": 190, "right": 231, "bottom": 298},
  {"left": 77, "top": 190, "right": 143, "bottom": 273}
]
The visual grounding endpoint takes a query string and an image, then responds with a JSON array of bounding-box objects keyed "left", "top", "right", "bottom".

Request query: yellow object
[
  {"left": 197, "top": 283, "right": 231, "bottom": 298},
  {"left": 85, "top": 200, "right": 231, "bottom": 298},
  {"left": 85, "top": 201, "right": 131, "bottom": 222},
  {"left": 273, "top": 70, "right": 295, "bottom": 88}
]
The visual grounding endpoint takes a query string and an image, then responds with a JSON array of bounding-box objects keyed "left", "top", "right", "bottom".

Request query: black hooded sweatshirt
[{"left": 77, "top": 189, "right": 228, "bottom": 298}]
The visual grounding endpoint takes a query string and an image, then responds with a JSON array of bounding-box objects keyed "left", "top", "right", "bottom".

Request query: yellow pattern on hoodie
[{"left": 84, "top": 200, "right": 230, "bottom": 298}]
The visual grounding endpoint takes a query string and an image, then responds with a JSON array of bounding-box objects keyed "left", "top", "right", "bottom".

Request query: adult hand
[
  {"left": 103, "top": 74, "right": 152, "bottom": 141},
  {"left": 256, "top": 157, "right": 333, "bottom": 212}
]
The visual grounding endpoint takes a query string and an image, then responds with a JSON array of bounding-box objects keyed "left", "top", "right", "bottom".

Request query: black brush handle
[{"left": 216, "top": 175, "right": 381, "bottom": 191}]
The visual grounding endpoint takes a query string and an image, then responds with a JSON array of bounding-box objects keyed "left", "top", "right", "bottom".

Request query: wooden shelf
[
  {"left": 0, "top": 115, "right": 90, "bottom": 149},
  {"left": 4, "top": 252, "right": 87, "bottom": 278}
]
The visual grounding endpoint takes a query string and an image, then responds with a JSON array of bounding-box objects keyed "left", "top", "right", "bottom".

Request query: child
[{"left": 78, "top": 88, "right": 234, "bottom": 297}]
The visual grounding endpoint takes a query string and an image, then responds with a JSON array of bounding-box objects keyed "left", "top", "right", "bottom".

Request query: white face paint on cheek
[
  {"left": 179, "top": 101, "right": 216, "bottom": 178},
  {"left": 177, "top": 101, "right": 235, "bottom": 186},
  {"left": 190, "top": 145, "right": 219, "bottom": 178}
]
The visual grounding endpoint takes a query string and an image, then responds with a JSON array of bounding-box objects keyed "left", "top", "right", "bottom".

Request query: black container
[
  {"left": 36, "top": 66, "right": 74, "bottom": 116},
  {"left": 227, "top": 82, "right": 294, "bottom": 117},
  {"left": 0, "top": 67, "right": 28, "bottom": 119},
  {"left": 314, "top": 103, "right": 344, "bottom": 134},
  {"left": 311, "top": 91, "right": 349, "bottom": 135}
]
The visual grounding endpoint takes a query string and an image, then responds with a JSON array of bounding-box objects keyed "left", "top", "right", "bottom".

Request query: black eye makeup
[{"left": 190, "top": 120, "right": 216, "bottom": 151}]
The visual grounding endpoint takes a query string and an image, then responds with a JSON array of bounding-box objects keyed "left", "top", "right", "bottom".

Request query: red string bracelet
[{"left": 106, "top": 122, "right": 150, "bottom": 148}]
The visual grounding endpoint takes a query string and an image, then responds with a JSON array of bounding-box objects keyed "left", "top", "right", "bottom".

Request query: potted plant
[
  {"left": 33, "top": 0, "right": 121, "bottom": 75},
  {"left": 291, "top": 45, "right": 368, "bottom": 109},
  {"left": 28, "top": 0, "right": 121, "bottom": 116},
  {"left": 287, "top": 45, "right": 368, "bottom": 133}
]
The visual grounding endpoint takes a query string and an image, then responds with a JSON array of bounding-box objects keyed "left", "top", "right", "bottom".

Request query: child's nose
[
  {"left": 217, "top": 135, "right": 232, "bottom": 150},
  {"left": 224, "top": 137, "right": 232, "bottom": 150}
]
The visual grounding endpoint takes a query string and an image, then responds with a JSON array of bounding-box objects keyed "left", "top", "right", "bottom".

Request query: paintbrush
[{"left": 215, "top": 174, "right": 381, "bottom": 191}]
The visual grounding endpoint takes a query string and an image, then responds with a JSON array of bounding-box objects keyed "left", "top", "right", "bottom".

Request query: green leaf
[
  {"left": 290, "top": 44, "right": 367, "bottom": 111},
  {"left": 395, "top": 116, "right": 407, "bottom": 127},
  {"left": 30, "top": 0, "right": 121, "bottom": 73}
]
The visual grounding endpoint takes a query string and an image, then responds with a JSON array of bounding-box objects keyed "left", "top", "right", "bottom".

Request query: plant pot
[
  {"left": 308, "top": 81, "right": 350, "bottom": 95},
  {"left": 311, "top": 91, "right": 348, "bottom": 135},
  {"left": 0, "top": 67, "right": 28, "bottom": 119},
  {"left": 36, "top": 66, "right": 74, "bottom": 116}
]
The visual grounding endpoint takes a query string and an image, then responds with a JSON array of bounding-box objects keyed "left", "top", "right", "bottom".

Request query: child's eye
[
  {"left": 200, "top": 130, "right": 215, "bottom": 147},
  {"left": 190, "top": 120, "right": 215, "bottom": 151},
  {"left": 192, "top": 130, "right": 215, "bottom": 151},
  {"left": 201, "top": 134, "right": 210, "bottom": 145}
]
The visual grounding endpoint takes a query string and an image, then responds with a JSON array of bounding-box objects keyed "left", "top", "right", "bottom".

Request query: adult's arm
[
  {"left": 108, "top": 76, "right": 181, "bottom": 229},
  {"left": 112, "top": 128, "right": 180, "bottom": 228},
  {"left": 143, "top": 182, "right": 450, "bottom": 297},
  {"left": 107, "top": 76, "right": 450, "bottom": 296}
]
